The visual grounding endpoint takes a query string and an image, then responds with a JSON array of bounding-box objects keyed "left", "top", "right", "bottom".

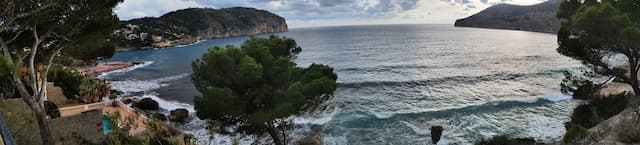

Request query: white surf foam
[
  {"left": 175, "top": 39, "right": 206, "bottom": 48},
  {"left": 292, "top": 106, "right": 340, "bottom": 125},
  {"left": 544, "top": 95, "right": 573, "bottom": 102},
  {"left": 110, "top": 73, "right": 189, "bottom": 93},
  {"left": 97, "top": 61, "right": 154, "bottom": 78}
]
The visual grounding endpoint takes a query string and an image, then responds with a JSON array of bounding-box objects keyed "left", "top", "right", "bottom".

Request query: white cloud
[
  {"left": 115, "top": 0, "right": 550, "bottom": 26},
  {"left": 115, "top": 0, "right": 202, "bottom": 20},
  {"left": 267, "top": 1, "right": 283, "bottom": 8}
]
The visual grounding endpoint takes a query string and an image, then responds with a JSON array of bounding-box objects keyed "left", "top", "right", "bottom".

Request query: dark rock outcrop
[
  {"left": 454, "top": 0, "right": 560, "bottom": 33},
  {"left": 431, "top": 126, "right": 444, "bottom": 144},
  {"left": 132, "top": 98, "right": 160, "bottom": 110},
  {"left": 168, "top": 108, "right": 189, "bottom": 123},
  {"left": 111, "top": 7, "right": 288, "bottom": 51}
]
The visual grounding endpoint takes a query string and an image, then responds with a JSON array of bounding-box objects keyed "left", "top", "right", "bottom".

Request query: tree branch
[
  {"left": 29, "top": 26, "right": 40, "bottom": 101},
  {"left": 37, "top": 48, "right": 63, "bottom": 100}
]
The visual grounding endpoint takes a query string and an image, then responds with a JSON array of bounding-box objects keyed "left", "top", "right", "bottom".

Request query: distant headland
[
  {"left": 454, "top": 0, "right": 561, "bottom": 34},
  {"left": 110, "top": 7, "right": 288, "bottom": 51}
]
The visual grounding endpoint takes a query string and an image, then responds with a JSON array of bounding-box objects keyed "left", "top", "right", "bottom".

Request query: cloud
[
  {"left": 115, "top": 0, "right": 201, "bottom": 20},
  {"left": 115, "top": 0, "right": 546, "bottom": 26}
]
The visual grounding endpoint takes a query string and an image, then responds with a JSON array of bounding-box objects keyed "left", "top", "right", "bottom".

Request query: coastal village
[{"left": 110, "top": 23, "right": 197, "bottom": 51}]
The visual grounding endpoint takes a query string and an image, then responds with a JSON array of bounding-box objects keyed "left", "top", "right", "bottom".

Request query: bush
[
  {"left": 570, "top": 94, "right": 628, "bottom": 128},
  {"left": 591, "top": 94, "right": 628, "bottom": 119},
  {"left": 563, "top": 122, "right": 589, "bottom": 143},
  {"left": 476, "top": 135, "right": 538, "bottom": 145},
  {"left": 570, "top": 105, "right": 599, "bottom": 128},
  {"left": 48, "top": 67, "right": 111, "bottom": 103},
  {"left": 618, "top": 117, "right": 640, "bottom": 143}
]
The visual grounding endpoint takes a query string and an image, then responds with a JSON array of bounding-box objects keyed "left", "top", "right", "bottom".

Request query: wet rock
[
  {"left": 122, "top": 97, "right": 138, "bottom": 105},
  {"left": 151, "top": 112, "right": 167, "bottom": 121},
  {"left": 169, "top": 108, "right": 189, "bottom": 122},
  {"left": 132, "top": 98, "right": 159, "bottom": 110},
  {"left": 295, "top": 125, "right": 324, "bottom": 145},
  {"left": 431, "top": 126, "right": 444, "bottom": 144}
]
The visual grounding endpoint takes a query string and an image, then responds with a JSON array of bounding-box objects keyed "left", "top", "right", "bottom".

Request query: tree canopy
[
  {"left": 0, "top": 1, "right": 122, "bottom": 145},
  {"left": 557, "top": 0, "right": 640, "bottom": 98},
  {"left": 192, "top": 36, "right": 337, "bottom": 145}
]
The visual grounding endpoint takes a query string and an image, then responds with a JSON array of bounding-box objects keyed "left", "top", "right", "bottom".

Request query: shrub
[
  {"left": 563, "top": 122, "right": 589, "bottom": 143},
  {"left": 476, "top": 135, "right": 538, "bottom": 145},
  {"left": 570, "top": 104, "right": 599, "bottom": 128},
  {"left": 570, "top": 94, "right": 628, "bottom": 128},
  {"left": 618, "top": 117, "right": 640, "bottom": 143},
  {"left": 48, "top": 67, "right": 111, "bottom": 103}
]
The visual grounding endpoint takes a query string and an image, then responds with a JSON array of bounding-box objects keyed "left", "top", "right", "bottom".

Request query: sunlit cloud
[{"left": 115, "top": 0, "right": 548, "bottom": 27}]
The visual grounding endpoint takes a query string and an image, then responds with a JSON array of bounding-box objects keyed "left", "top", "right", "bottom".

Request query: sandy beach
[{"left": 74, "top": 61, "right": 144, "bottom": 76}]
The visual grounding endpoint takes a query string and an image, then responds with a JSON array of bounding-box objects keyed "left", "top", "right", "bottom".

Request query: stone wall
[
  {"left": 0, "top": 99, "right": 106, "bottom": 145},
  {"left": 48, "top": 109, "right": 105, "bottom": 145}
]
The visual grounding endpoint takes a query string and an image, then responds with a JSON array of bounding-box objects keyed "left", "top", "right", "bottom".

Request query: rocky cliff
[
  {"left": 454, "top": 0, "right": 560, "bottom": 33},
  {"left": 111, "top": 7, "right": 288, "bottom": 51}
]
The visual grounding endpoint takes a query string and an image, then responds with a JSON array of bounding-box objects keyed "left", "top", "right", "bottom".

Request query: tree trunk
[
  {"left": 27, "top": 99, "right": 54, "bottom": 145},
  {"left": 630, "top": 64, "right": 640, "bottom": 97},
  {"left": 267, "top": 125, "right": 285, "bottom": 145}
]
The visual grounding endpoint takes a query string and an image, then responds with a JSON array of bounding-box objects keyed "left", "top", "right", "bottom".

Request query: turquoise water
[{"left": 102, "top": 24, "right": 583, "bottom": 144}]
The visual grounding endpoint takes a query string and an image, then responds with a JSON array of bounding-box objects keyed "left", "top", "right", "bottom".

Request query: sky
[{"left": 115, "top": 0, "right": 547, "bottom": 28}]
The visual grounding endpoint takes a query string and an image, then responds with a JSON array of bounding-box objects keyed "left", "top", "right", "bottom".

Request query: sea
[{"left": 101, "top": 24, "right": 584, "bottom": 145}]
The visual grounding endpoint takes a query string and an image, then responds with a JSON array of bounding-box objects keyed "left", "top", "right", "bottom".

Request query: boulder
[
  {"left": 431, "top": 126, "right": 444, "bottom": 144},
  {"left": 169, "top": 108, "right": 189, "bottom": 122},
  {"left": 295, "top": 125, "right": 324, "bottom": 145},
  {"left": 132, "top": 98, "right": 159, "bottom": 110}
]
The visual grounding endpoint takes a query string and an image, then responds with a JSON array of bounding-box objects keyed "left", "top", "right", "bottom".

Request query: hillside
[
  {"left": 454, "top": 0, "right": 560, "bottom": 33},
  {"left": 111, "top": 7, "right": 288, "bottom": 51}
]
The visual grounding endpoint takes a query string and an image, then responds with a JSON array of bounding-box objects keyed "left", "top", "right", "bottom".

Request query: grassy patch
[{"left": 563, "top": 122, "right": 589, "bottom": 143}]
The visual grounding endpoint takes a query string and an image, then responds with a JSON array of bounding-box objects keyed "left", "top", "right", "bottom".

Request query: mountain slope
[
  {"left": 111, "top": 7, "right": 288, "bottom": 51},
  {"left": 454, "top": 0, "right": 560, "bottom": 33}
]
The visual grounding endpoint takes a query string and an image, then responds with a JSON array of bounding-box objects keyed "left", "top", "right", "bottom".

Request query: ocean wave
[
  {"left": 337, "top": 71, "right": 563, "bottom": 88},
  {"left": 361, "top": 96, "right": 574, "bottom": 120},
  {"left": 110, "top": 73, "right": 190, "bottom": 93},
  {"left": 97, "top": 61, "right": 154, "bottom": 79},
  {"left": 338, "top": 63, "right": 474, "bottom": 72}
]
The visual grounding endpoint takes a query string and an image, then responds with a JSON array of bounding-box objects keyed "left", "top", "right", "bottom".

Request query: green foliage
[
  {"left": 48, "top": 67, "right": 85, "bottom": 99},
  {"left": 557, "top": 0, "right": 640, "bottom": 96},
  {"left": 618, "top": 117, "right": 640, "bottom": 143},
  {"left": 563, "top": 122, "right": 589, "bottom": 143},
  {"left": 192, "top": 36, "right": 337, "bottom": 144},
  {"left": 476, "top": 135, "right": 538, "bottom": 145},
  {"left": 47, "top": 67, "right": 110, "bottom": 102},
  {"left": 0, "top": 56, "right": 14, "bottom": 77},
  {"left": 0, "top": 95, "right": 5, "bottom": 108}
]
